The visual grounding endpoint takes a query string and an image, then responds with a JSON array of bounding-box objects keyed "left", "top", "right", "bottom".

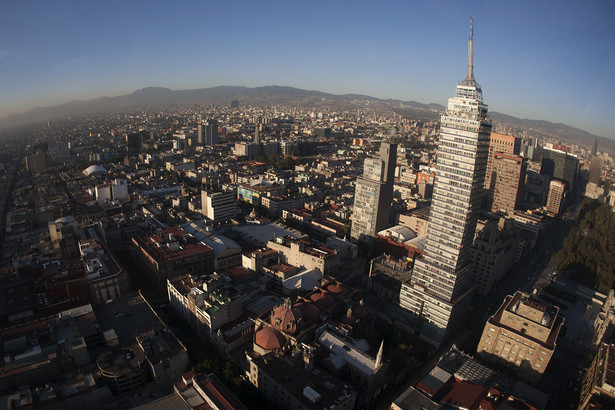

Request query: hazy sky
[{"left": 1, "top": 1, "right": 614, "bottom": 138}]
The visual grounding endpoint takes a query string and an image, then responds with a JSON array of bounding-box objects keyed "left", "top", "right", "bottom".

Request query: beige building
[
  {"left": 477, "top": 291, "right": 564, "bottom": 382},
  {"left": 397, "top": 209, "right": 429, "bottom": 237},
  {"left": 484, "top": 132, "right": 521, "bottom": 191},
  {"left": 546, "top": 179, "right": 566, "bottom": 215},
  {"left": 266, "top": 237, "right": 339, "bottom": 276}
]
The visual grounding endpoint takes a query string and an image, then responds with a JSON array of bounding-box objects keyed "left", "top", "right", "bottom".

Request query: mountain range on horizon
[{"left": 1, "top": 85, "right": 612, "bottom": 153}]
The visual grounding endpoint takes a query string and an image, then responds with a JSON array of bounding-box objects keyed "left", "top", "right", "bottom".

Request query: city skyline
[{"left": 1, "top": 1, "right": 614, "bottom": 139}]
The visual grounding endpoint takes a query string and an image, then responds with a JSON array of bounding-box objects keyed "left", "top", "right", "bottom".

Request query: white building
[
  {"left": 95, "top": 183, "right": 112, "bottom": 204},
  {"left": 201, "top": 190, "right": 240, "bottom": 223},
  {"left": 401, "top": 20, "right": 492, "bottom": 344},
  {"left": 112, "top": 179, "right": 129, "bottom": 201}
]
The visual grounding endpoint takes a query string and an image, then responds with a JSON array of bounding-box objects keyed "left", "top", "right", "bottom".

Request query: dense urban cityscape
[{"left": 1, "top": 16, "right": 615, "bottom": 410}]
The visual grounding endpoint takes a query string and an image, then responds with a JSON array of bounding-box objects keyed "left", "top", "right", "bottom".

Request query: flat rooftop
[{"left": 94, "top": 294, "right": 167, "bottom": 346}]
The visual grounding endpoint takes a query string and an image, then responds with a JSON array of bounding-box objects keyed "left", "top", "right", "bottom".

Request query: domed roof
[
  {"left": 310, "top": 290, "right": 336, "bottom": 309},
  {"left": 255, "top": 327, "right": 286, "bottom": 351},
  {"left": 83, "top": 165, "right": 108, "bottom": 176},
  {"left": 294, "top": 301, "right": 321, "bottom": 322},
  {"left": 271, "top": 298, "right": 302, "bottom": 333},
  {"left": 327, "top": 281, "right": 350, "bottom": 295}
]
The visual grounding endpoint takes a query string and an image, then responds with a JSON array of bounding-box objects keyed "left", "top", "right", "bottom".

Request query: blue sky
[{"left": 1, "top": 1, "right": 614, "bottom": 138}]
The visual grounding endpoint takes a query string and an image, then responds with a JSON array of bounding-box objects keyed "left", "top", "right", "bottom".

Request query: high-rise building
[
  {"left": 591, "top": 138, "right": 598, "bottom": 156},
  {"left": 25, "top": 151, "right": 49, "bottom": 173},
  {"left": 400, "top": 19, "right": 491, "bottom": 344},
  {"left": 589, "top": 156, "right": 602, "bottom": 185},
  {"left": 484, "top": 132, "right": 520, "bottom": 191},
  {"left": 540, "top": 147, "right": 578, "bottom": 190},
  {"left": 546, "top": 179, "right": 566, "bottom": 214},
  {"left": 126, "top": 132, "right": 143, "bottom": 153},
  {"left": 522, "top": 170, "right": 550, "bottom": 210},
  {"left": 350, "top": 142, "right": 397, "bottom": 242},
  {"left": 470, "top": 218, "right": 517, "bottom": 297},
  {"left": 205, "top": 120, "right": 219, "bottom": 145},
  {"left": 490, "top": 152, "right": 527, "bottom": 213},
  {"left": 197, "top": 124, "right": 204, "bottom": 144}
]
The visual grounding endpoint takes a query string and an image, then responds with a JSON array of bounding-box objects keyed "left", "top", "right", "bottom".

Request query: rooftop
[{"left": 133, "top": 226, "right": 213, "bottom": 263}]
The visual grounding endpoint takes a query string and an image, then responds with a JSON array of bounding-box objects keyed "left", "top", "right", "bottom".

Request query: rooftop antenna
[{"left": 463, "top": 17, "right": 476, "bottom": 86}]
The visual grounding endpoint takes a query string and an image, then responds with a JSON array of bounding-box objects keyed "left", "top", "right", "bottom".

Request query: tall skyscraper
[
  {"left": 351, "top": 142, "right": 397, "bottom": 242},
  {"left": 205, "top": 120, "right": 219, "bottom": 145},
  {"left": 197, "top": 124, "right": 204, "bottom": 144},
  {"left": 591, "top": 138, "right": 598, "bottom": 156},
  {"left": 400, "top": 19, "right": 491, "bottom": 344}
]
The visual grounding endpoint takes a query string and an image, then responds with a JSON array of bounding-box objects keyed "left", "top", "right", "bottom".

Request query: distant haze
[{"left": 1, "top": 85, "right": 612, "bottom": 153}]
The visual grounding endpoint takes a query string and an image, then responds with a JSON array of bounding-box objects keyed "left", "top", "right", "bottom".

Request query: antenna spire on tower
[{"left": 465, "top": 17, "right": 475, "bottom": 85}]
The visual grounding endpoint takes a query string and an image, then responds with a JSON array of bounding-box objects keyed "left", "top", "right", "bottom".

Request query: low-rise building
[
  {"left": 261, "top": 195, "right": 305, "bottom": 216},
  {"left": 267, "top": 237, "right": 339, "bottom": 276},
  {"left": 131, "top": 226, "right": 214, "bottom": 291},
  {"left": 78, "top": 238, "right": 130, "bottom": 304},
  {"left": 167, "top": 274, "right": 242, "bottom": 342},
  {"left": 246, "top": 350, "right": 356, "bottom": 410}
]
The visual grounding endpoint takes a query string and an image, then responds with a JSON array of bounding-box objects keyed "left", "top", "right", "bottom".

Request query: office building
[
  {"left": 477, "top": 291, "right": 564, "bottom": 382},
  {"left": 589, "top": 156, "right": 602, "bottom": 185},
  {"left": 350, "top": 142, "right": 397, "bottom": 242},
  {"left": 546, "top": 179, "right": 566, "bottom": 214},
  {"left": 126, "top": 132, "right": 142, "bottom": 153},
  {"left": 489, "top": 152, "right": 527, "bottom": 213},
  {"left": 201, "top": 189, "right": 240, "bottom": 223},
  {"left": 470, "top": 218, "right": 517, "bottom": 297},
  {"left": 591, "top": 138, "right": 598, "bottom": 156},
  {"left": 197, "top": 124, "right": 204, "bottom": 144},
  {"left": 522, "top": 170, "right": 549, "bottom": 210},
  {"left": 484, "top": 132, "right": 520, "bottom": 191},
  {"left": 111, "top": 178, "right": 129, "bottom": 201},
  {"left": 234, "top": 142, "right": 260, "bottom": 159},
  {"left": 401, "top": 20, "right": 491, "bottom": 344},
  {"left": 25, "top": 151, "right": 50, "bottom": 173},
  {"left": 540, "top": 147, "right": 579, "bottom": 190},
  {"left": 204, "top": 120, "right": 218, "bottom": 145}
]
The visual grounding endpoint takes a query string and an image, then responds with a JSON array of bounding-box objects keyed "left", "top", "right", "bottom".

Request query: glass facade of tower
[{"left": 400, "top": 31, "right": 491, "bottom": 343}]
